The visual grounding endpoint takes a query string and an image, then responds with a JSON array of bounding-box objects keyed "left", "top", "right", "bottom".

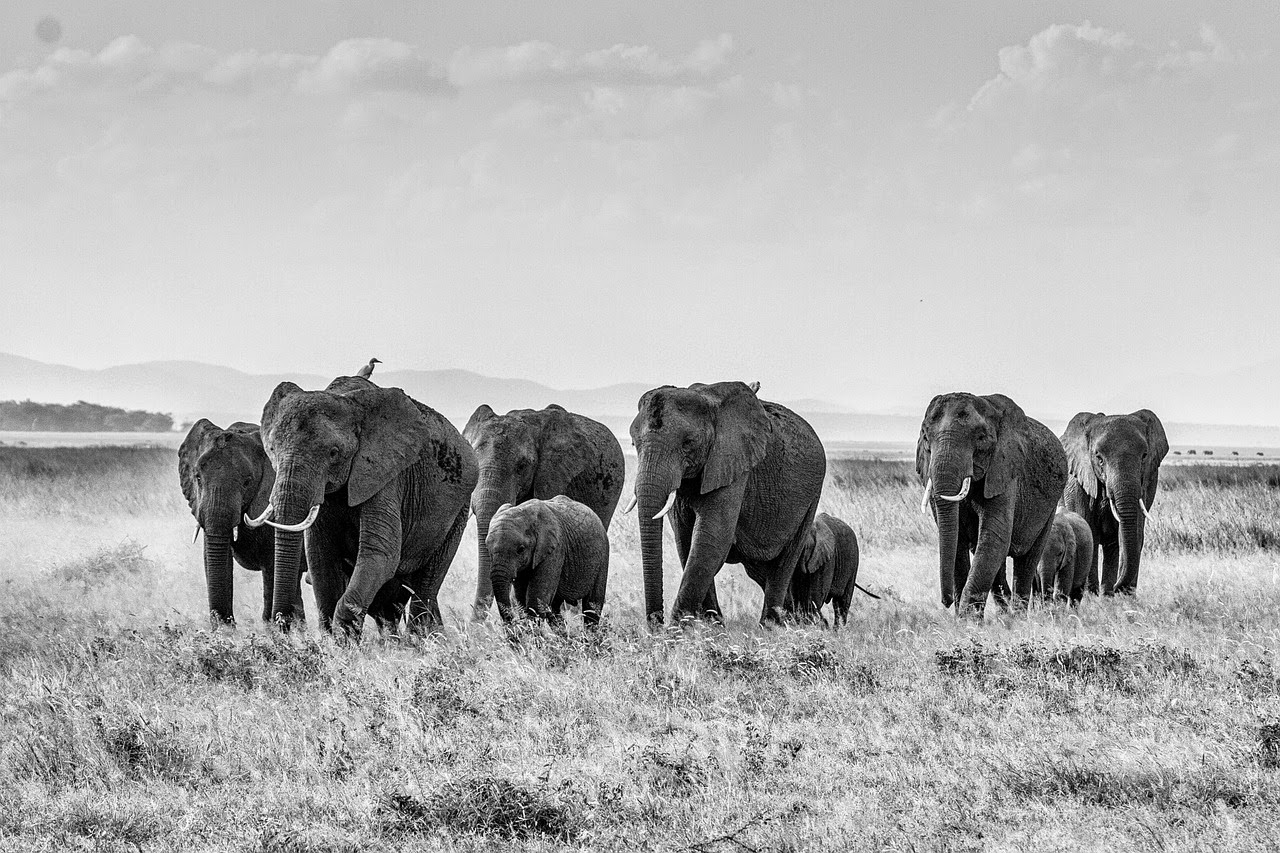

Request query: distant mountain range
[{"left": 1, "top": 353, "right": 1279, "bottom": 449}]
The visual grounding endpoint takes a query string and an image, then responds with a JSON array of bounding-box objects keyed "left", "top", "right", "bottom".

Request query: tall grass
[{"left": 1, "top": 449, "right": 1278, "bottom": 850}]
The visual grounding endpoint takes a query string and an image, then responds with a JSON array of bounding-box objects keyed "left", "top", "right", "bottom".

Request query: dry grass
[{"left": 1, "top": 449, "right": 1279, "bottom": 851}]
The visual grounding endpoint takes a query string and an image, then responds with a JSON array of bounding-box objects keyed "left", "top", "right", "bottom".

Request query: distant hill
[{"left": 0, "top": 400, "right": 173, "bottom": 432}]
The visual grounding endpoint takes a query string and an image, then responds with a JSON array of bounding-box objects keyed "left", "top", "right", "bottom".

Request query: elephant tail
[{"left": 853, "top": 582, "right": 881, "bottom": 600}]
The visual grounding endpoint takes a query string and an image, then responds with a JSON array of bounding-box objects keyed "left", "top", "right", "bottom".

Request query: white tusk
[
  {"left": 232, "top": 525, "right": 239, "bottom": 543},
  {"left": 244, "top": 503, "right": 273, "bottom": 528},
  {"left": 920, "top": 479, "right": 932, "bottom": 515},
  {"left": 1139, "top": 498, "right": 1151, "bottom": 519},
  {"left": 652, "top": 491, "right": 677, "bottom": 520},
  {"left": 1110, "top": 499, "right": 1121, "bottom": 523},
  {"left": 193, "top": 524, "right": 201, "bottom": 544},
  {"left": 265, "top": 504, "right": 320, "bottom": 532},
  {"left": 937, "top": 476, "right": 971, "bottom": 503},
  {"left": 623, "top": 494, "right": 637, "bottom": 514}
]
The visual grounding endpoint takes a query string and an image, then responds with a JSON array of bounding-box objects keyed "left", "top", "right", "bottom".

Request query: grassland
[{"left": 1, "top": 447, "right": 1279, "bottom": 852}]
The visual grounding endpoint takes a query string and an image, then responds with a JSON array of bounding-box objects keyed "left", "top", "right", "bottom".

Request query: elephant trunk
[
  {"left": 635, "top": 446, "right": 681, "bottom": 624},
  {"left": 268, "top": 461, "right": 314, "bottom": 627},
  {"left": 928, "top": 443, "right": 972, "bottom": 610},
  {"left": 200, "top": 486, "right": 237, "bottom": 624},
  {"left": 471, "top": 481, "right": 513, "bottom": 619},
  {"left": 1111, "top": 484, "right": 1145, "bottom": 593}
]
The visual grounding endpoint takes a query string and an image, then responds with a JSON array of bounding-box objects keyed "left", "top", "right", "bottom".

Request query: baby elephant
[
  {"left": 1036, "top": 510, "right": 1094, "bottom": 602},
  {"left": 788, "top": 512, "right": 877, "bottom": 626},
  {"left": 486, "top": 496, "right": 610, "bottom": 626}
]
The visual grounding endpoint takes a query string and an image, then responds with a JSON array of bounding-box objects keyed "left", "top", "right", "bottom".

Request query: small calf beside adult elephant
[
  {"left": 463, "top": 404, "right": 623, "bottom": 621},
  {"left": 628, "top": 380, "right": 826, "bottom": 625},
  {"left": 1034, "top": 510, "right": 1094, "bottom": 602},
  {"left": 178, "top": 419, "right": 303, "bottom": 625},
  {"left": 1061, "top": 409, "right": 1168, "bottom": 596},
  {"left": 787, "top": 512, "right": 878, "bottom": 626},
  {"left": 485, "top": 496, "right": 610, "bottom": 626},
  {"left": 917, "top": 392, "right": 1067, "bottom": 615},
  {"left": 249, "top": 375, "right": 477, "bottom": 637}
]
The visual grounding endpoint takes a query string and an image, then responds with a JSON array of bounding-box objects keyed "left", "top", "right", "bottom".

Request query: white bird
[
  {"left": 357, "top": 357, "right": 381, "bottom": 379},
  {"left": 748, "top": 380, "right": 760, "bottom": 394}
]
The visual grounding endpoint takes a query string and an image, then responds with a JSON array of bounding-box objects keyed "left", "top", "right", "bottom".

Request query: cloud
[
  {"left": 0, "top": 36, "right": 451, "bottom": 101},
  {"left": 448, "top": 34, "right": 733, "bottom": 86}
]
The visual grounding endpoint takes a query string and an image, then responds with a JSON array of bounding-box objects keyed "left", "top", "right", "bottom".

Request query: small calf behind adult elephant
[
  {"left": 485, "top": 496, "right": 610, "bottom": 627},
  {"left": 788, "top": 512, "right": 876, "bottom": 626},
  {"left": 1035, "top": 510, "right": 1094, "bottom": 603}
]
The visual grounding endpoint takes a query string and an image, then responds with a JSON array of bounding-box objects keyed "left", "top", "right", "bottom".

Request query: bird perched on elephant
[
  {"left": 462, "top": 403, "right": 623, "bottom": 621},
  {"left": 178, "top": 420, "right": 302, "bottom": 625},
  {"left": 628, "top": 381, "right": 826, "bottom": 625},
  {"left": 1035, "top": 510, "right": 1094, "bottom": 602},
  {"left": 917, "top": 393, "right": 1067, "bottom": 616},
  {"left": 787, "top": 512, "right": 878, "bottom": 626},
  {"left": 249, "top": 375, "right": 477, "bottom": 637},
  {"left": 485, "top": 496, "right": 610, "bottom": 626},
  {"left": 1061, "top": 409, "right": 1168, "bottom": 596}
]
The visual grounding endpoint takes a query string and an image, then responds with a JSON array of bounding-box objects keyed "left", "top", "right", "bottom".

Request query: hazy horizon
[{"left": 3, "top": 2, "right": 1277, "bottom": 419}]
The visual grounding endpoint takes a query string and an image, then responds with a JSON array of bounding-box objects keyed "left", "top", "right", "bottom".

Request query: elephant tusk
[
  {"left": 244, "top": 503, "right": 273, "bottom": 528},
  {"left": 622, "top": 494, "right": 637, "bottom": 514},
  {"left": 232, "top": 525, "right": 239, "bottom": 543},
  {"left": 653, "top": 491, "right": 677, "bottom": 520},
  {"left": 1110, "top": 499, "right": 1121, "bottom": 523},
  {"left": 1139, "top": 498, "right": 1151, "bottom": 519},
  {"left": 193, "top": 524, "right": 201, "bottom": 544},
  {"left": 937, "top": 477, "right": 970, "bottom": 503},
  {"left": 265, "top": 504, "right": 320, "bottom": 532},
  {"left": 920, "top": 479, "right": 932, "bottom": 515}
]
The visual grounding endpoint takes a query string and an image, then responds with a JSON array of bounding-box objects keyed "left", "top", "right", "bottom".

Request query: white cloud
[{"left": 448, "top": 34, "right": 734, "bottom": 86}]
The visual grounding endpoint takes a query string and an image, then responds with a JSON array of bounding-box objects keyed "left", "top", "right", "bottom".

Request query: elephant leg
[
  {"left": 960, "top": 508, "right": 1014, "bottom": 617},
  {"left": 369, "top": 586, "right": 407, "bottom": 636},
  {"left": 407, "top": 507, "right": 469, "bottom": 633},
  {"left": 671, "top": 498, "right": 740, "bottom": 622},
  {"left": 583, "top": 566, "right": 607, "bottom": 629},
  {"left": 305, "top": 521, "right": 347, "bottom": 632},
  {"left": 1085, "top": 518, "right": 1103, "bottom": 595},
  {"left": 261, "top": 562, "right": 275, "bottom": 623},
  {"left": 758, "top": 502, "right": 818, "bottom": 626},
  {"left": 513, "top": 574, "right": 530, "bottom": 613},
  {"left": 1100, "top": 539, "right": 1120, "bottom": 597},
  {"left": 989, "top": 562, "right": 1012, "bottom": 610},
  {"left": 1013, "top": 521, "right": 1054, "bottom": 607},
  {"left": 953, "top": 545, "right": 971, "bottom": 608}
]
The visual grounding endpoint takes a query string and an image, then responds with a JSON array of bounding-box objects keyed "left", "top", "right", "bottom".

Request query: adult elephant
[
  {"left": 462, "top": 404, "right": 623, "bottom": 620},
  {"left": 250, "top": 375, "right": 477, "bottom": 636},
  {"left": 917, "top": 393, "right": 1067, "bottom": 615},
  {"left": 1061, "top": 410, "right": 1168, "bottom": 595},
  {"left": 178, "top": 419, "right": 301, "bottom": 625},
  {"left": 629, "top": 381, "right": 826, "bottom": 625}
]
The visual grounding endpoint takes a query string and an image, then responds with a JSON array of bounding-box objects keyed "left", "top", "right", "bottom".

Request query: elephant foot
[
  {"left": 332, "top": 600, "right": 366, "bottom": 640},
  {"left": 209, "top": 610, "right": 235, "bottom": 630}
]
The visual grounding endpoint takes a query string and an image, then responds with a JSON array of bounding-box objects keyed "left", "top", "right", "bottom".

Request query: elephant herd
[{"left": 179, "top": 374, "right": 1168, "bottom": 636}]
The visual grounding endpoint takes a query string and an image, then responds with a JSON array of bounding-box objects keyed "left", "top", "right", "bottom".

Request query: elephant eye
[
  {"left": 195, "top": 473, "right": 202, "bottom": 484},
  {"left": 329, "top": 446, "right": 340, "bottom": 459}
]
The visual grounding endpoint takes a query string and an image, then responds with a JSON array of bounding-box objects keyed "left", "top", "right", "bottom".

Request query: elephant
[
  {"left": 250, "top": 375, "right": 478, "bottom": 637},
  {"left": 1034, "top": 510, "right": 1094, "bottom": 602},
  {"left": 916, "top": 393, "right": 1068, "bottom": 615},
  {"left": 178, "top": 419, "right": 302, "bottom": 625},
  {"left": 462, "top": 403, "right": 623, "bottom": 621},
  {"left": 1061, "top": 409, "right": 1168, "bottom": 595},
  {"left": 629, "top": 381, "right": 826, "bottom": 625},
  {"left": 485, "top": 496, "right": 610, "bottom": 626},
  {"left": 787, "top": 512, "right": 878, "bottom": 626}
]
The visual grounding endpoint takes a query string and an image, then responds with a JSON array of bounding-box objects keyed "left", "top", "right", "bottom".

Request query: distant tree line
[{"left": 0, "top": 400, "right": 174, "bottom": 432}]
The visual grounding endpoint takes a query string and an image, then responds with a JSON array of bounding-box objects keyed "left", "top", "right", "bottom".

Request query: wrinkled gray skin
[
  {"left": 1061, "top": 410, "right": 1168, "bottom": 596},
  {"left": 630, "top": 381, "right": 826, "bottom": 625},
  {"left": 179, "top": 420, "right": 300, "bottom": 625},
  {"left": 463, "top": 404, "right": 623, "bottom": 621},
  {"left": 1034, "top": 510, "right": 1094, "bottom": 602},
  {"left": 259, "top": 376, "right": 478, "bottom": 638},
  {"left": 485, "top": 496, "right": 610, "bottom": 626},
  {"left": 917, "top": 393, "right": 1068, "bottom": 616},
  {"left": 788, "top": 512, "right": 867, "bottom": 626}
]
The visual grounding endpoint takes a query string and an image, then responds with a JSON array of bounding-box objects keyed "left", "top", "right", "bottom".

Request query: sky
[{"left": 1, "top": 1, "right": 1277, "bottom": 416}]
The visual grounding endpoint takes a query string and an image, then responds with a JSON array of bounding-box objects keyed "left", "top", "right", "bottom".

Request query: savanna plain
[{"left": 2, "top": 447, "right": 1280, "bottom": 852}]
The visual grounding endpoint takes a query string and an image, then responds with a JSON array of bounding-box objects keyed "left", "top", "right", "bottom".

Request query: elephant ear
[
  {"left": 261, "top": 382, "right": 304, "bottom": 453},
  {"left": 234, "top": 425, "right": 274, "bottom": 518},
  {"left": 698, "top": 382, "right": 772, "bottom": 494},
  {"left": 916, "top": 396, "right": 942, "bottom": 485},
  {"left": 1132, "top": 409, "right": 1168, "bottom": 507},
  {"left": 345, "top": 386, "right": 436, "bottom": 506},
  {"left": 810, "top": 519, "right": 836, "bottom": 575},
  {"left": 1061, "top": 412, "right": 1101, "bottom": 500},
  {"left": 177, "top": 418, "right": 221, "bottom": 517},
  {"left": 463, "top": 404, "right": 496, "bottom": 445},
  {"left": 532, "top": 505, "right": 564, "bottom": 571},
  {"left": 981, "top": 394, "right": 1028, "bottom": 500},
  {"left": 532, "top": 407, "right": 592, "bottom": 489}
]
